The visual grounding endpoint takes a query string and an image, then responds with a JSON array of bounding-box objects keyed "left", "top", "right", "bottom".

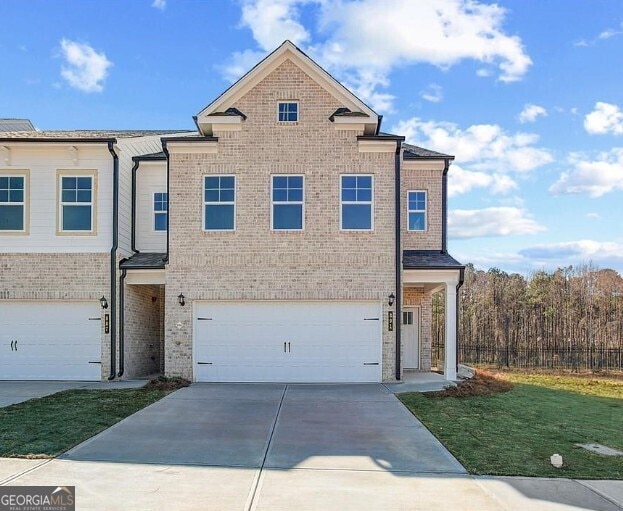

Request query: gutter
[
  {"left": 394, "top": 141, "right": 402, "bottom": 381},
  {"left": 131, "top": 160, "right": 140, "bottom": 254},
  {"left": 161, "top": 140, "right": 170, "bottom": 263},
  {"left": 456, "top": 267, "right": 465, "bottom": 374},
  {"left": 118, "top": 268, "right": 127, "bottom": 378},
  {"left": 107, "top": 142, "right": 119, "bottom": 381},
  {"left": 442, "top": 158, "right": 450, "bottom": 253}
]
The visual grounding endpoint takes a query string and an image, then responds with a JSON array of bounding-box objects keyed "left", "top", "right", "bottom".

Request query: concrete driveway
[{"left": 1, "top": 383, "right": 621, "bottom": 510}]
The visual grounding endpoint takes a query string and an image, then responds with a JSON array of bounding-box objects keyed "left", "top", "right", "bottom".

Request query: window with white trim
[
  {"left": 0, "top": 175, "right": 26, "bottom": 232},
  {"left": 278, "top": 102, "right": 298, "bottom": 122},
  {"left": 341, "top": 175, "right": 373, "bottom": 230},
  {"left": 407, "top": 190, "right": 427, "bottom": 231},
  {"left": 154, "top": 192, "right": 168, "bottom": 231},
  {"left": 272, "top": 175, "right": 304, "bottom": 230},
  {"left": 204, "top": 176, "right": 235, "bottom": 231},
  {"left": 60, "top": 175, "right": 94, "bottom": 232}
]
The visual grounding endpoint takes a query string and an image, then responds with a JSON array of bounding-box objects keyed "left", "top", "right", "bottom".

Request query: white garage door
[
  {"left": 194, "top": 301, "right": 382, "bottom": 383},
  {"left": 0, "top": 301, "right": 102, "bottom": 380}
]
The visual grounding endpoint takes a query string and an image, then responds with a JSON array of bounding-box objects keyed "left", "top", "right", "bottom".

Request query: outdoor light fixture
[
  {"left": 178, "top": 293, "right": 186, "bottom": 307},
  {"left": 100, "top": 296, "right": 108, "bottom": 309},
  {"left": 388, "top": 293, "right": 395, "bottom": 307}
]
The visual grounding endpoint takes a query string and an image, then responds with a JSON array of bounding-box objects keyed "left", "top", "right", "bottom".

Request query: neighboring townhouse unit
[{"left": 0, "top": 41, "right": 463, "bottom": 383}]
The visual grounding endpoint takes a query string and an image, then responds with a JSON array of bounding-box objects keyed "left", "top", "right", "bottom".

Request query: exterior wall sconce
[
  {"left": 388, "top": 293, "right": 395, "bottom": 307},
  {"left": 178, "top": 293, "right": 186, "bottom": 306},
  {"left": 100, "top": 296, "right": 109, "bottom": 309}
]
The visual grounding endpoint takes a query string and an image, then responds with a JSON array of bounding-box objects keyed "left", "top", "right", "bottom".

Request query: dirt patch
[
  {"left": 475, "top": 366, "right": 623, "bottom": 381},
  {"left": 144, "top": 376, "right": 190, "bottom": 392},
  {"left": 426, "top": 370, "right": 513, "bottom": 398},
  {"left": 7, "top": 453, "right": 53, "bottom": 460}
]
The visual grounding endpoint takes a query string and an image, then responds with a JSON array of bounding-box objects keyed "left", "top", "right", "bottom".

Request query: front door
[{"left": 403, "top": 307, "right": 419, "bottom": 369}]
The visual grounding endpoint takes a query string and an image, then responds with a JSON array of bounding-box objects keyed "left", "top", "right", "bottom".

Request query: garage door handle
[
  {"left": 284, "top": 342, "right": 286, "bottom": 352},
  {"left": 88, "top": 317, "right": 101, "bottom": 321},
  {"left": 364, "top": 362, "right": 379, "bottom": 365},
  {"left": 13, "top": 340, "right": 17, "bottom": 351},
  {"left": 197, "top": 362, "right": 213, "bottom": 365},
  {"left": 10, "top": 340, "right": 14, "bottom": 351},
  {"left": 197, "top": 317, "right": 213, "bottom": 321},
  {"left": 88, "top": 361, "right": 101, "bottom": 364},
  {"left": 364, "top": 317, "right": 380, "bottom": 321}
]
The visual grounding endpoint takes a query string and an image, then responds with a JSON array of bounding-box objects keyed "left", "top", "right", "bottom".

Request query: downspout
[
  {"left": 107, "top": 141, "right": 119, "bottom": 381},
  {"left": 456, "top": 267, "right": 465, "bottom": 374},
  {"left": 441, "top": 158, "right": 449, "bottom": 253},
  {"left": 395, "top": 141, "right": 402, "bottom": 381},
  {"left": 162, "top": 141, "right": 170, "bottom": 263},
  {"left": 131, "top": 160, "right": 140, "bottom": 254},
  {"left": 118, "top": 268, "right": 127, "bottom": 378}
]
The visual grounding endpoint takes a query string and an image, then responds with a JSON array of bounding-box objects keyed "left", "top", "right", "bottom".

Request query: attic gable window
[{"left": 278, "top": 102, "right": 298, "bottom": 122}]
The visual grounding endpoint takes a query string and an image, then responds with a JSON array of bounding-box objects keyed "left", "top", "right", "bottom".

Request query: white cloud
[
  {"left": 220, "top": 49, "right": 267, "bottom": 83},
  {"left": 549, "top": 148, "right": 623, "bottom": 197},
  {"left": 152, "top": 0, "right": 166, "bottom": 10},
  {"left": 519, "top": 240, "right": 623, "bottom": 269},
  {"left": 575, "top": 22, "right": 623, "bottom": 47},
  {"left": 586, "top": 212, "right": 600, "bottom": 219},
  {"left": 228, "top": 0, "right": 532, "bottom": 111},
  {"left": 518, "top": 103, "right": 547, "bottom": 123},
  {"left": 448, "top": 164, "right": 517, "bottom": 197},
  {"left": 394, "top": 117, "right": 553, "bottom": 174},
  {"left": 420, "top": 83, "right": 443, "bottom": 103},
  {"left": 448, "top": 207, "right": 546, "bottom": 239},
  {"left": 584, "top": 102, "right": 623, "bottom": 135},
  {"left": 59, "top": 39, "right": 112, "bottom": 93}
]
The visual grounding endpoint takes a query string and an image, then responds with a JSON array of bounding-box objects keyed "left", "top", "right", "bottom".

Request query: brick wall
[
  {"left": 165, "top": 59, "right": 398, "bottom": 381},
  {"left": 403, "top": 287, "right": 433, "bottom": 371},
  {"left": 402, "top": 166, "right": 443, "bottom": 250},
  {"left": 124, "top": 283, "right": 162, "bottom": 378}
]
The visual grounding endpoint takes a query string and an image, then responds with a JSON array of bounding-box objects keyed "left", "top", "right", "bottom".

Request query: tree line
[{"left": 432, "top": 263, "right": 623, "bottom": 371}]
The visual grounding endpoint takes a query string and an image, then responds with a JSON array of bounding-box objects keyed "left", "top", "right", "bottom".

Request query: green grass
[
  {"left": 0, "top": 388, "right": 166, "bottom": 457},
  {"left": 399, "top": 373, "right": 623, "bottom": 479}
]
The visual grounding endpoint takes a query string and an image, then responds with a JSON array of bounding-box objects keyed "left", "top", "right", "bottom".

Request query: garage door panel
[
  {"left": 194, "top": 301, "right": 381, "bottom": 383},
  {"left": 0, "top": 301, "right": 101, "bottom": 381}
]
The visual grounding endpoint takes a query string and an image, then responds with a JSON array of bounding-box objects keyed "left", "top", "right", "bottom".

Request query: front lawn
[
  {"left": 399, "top": 372, "right": 623, "bottom": 479},
  {"left": 0, "top": 387, "right": 166, "bottom": 457}
]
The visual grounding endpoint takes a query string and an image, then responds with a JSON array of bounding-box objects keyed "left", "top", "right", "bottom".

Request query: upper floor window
[
  {"left": 272, "top": 175, "right": 304, "bottom": 230},
  {"left": 278, "top": 102, "right": 298, "bottom": 122},
  {"left": 407, "top": 191, "right": 427, "bottom": 231},
  {"left": 204, "top": 175, "right": 235, "bottom": 231},
  {"left": 0, "top": 174, "right": 27, "bottom": 233},
  {"left": 341, "top": 175, "right": 373, "bottom": 231},
  {"left": 59, "top": 173, "right": 95, "bottom": 233},
  {"left": 154, "top": 192, "right": 168, "bottom": 232}
]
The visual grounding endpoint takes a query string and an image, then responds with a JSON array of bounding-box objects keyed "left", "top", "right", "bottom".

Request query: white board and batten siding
[
  {"left": 0, "top": 301, "right": 101, "bottom": 380},
  {"left": 193, "top": 301, "right": 382, "bottom": 383},
  {"left": 135, "top": 160, "right": 167, "bottom": 253}
]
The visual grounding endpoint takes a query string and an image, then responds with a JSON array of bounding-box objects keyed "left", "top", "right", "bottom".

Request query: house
[{"left": 0, "top": 41, "right": 463, "bottom": 383}]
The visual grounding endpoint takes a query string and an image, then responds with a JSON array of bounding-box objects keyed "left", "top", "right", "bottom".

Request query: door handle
[
  {"left": 15, "top": 340, "right": 17, "bottom": 351},
  {"left": 284, "top": 342, "right": 286, "bottom": 353},
  {"left": 10, "top": 340, "right": 14, "bottom": 351},
  {"left": 288, "top": 342, "right": 291, "bottom": 353}
]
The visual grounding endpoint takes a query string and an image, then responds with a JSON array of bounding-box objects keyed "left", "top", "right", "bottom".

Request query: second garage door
[{"left": 194, "top": 301, "right": 382, "bottom": 383}]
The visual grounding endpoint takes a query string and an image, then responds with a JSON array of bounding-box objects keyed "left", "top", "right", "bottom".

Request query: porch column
[{"left": 444, "top": 282, "right": 457, "bottom": 380}]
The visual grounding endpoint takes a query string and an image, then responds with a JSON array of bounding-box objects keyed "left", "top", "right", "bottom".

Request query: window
[
  {"left": 60, "top": 175, "right": 94, "bottom": 232},
  {"left": 278, "top": 102, "right": 298, "bottom": 122},
  {"left": 154, "top": 192, "right": 168, "bottom": 231},
  {"left": 341, "top": 175, "right": 373, "bottom": 230},
  {"left": 204, "top": 175, "right": 235, "bottom": 231},
  {"left": 407, "top": 191, "right": 427, "bottom": 231},
  {"left": 0, "top": 174, "right": 26, "bottom": 232},
  {"left": 272, "top": 175, "right": 304, "bottom": 230}
]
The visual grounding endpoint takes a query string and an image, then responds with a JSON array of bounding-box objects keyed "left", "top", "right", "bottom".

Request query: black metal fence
[{"left": 446, "top": 344, "right": 623, "bottom": 372}]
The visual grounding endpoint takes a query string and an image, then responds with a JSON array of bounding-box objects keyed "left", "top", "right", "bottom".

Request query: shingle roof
[
  {"left": 0, "top": 119, "right": 35, "bottom": 132},
  {"left": 329, "top": 107, "right": 370, "bottom": 121},
  {"left": 402, "top": 143, "right": 453, "bottom": 159},
  {"left": 120, "top": 252, "right": 167, "bottom": 269},
  {"left": 132, "top": 151, "right": 166, "bottom": 161},
  {"left": 403, "top": 250, "right": 464, "bottom": 270},
  {"left": 0, "top": 130, "right": 195, "bottom": 140}
]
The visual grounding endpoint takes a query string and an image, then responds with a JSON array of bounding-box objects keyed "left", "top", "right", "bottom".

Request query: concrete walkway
[
  {"left": 0, "top": 383, "right": 621, "bottom": 510},
  {"left": 0, "top": 380, "right": 146, "bottom": 408}
]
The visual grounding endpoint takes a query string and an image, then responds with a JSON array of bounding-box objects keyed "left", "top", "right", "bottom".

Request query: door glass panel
[{"left": 402, "top": 311, "right": 413, "bottom": 325}]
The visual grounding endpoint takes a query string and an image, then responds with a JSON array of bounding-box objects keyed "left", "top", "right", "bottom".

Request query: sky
[{"left": 1, "top": 0, "right": 622, "bottom": 275}]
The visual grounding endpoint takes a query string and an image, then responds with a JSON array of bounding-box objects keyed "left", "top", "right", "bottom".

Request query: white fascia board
[
  {"left": 165, "top": 141, "right": 218, "bottom": 155},
  {"left": 358, "top": 139, "right": 396, "bottom": 153},
  {"left": 402, "top": 160, "right": 447, "bottom": 171},
  {"left": 403, "top": 269, "right": 461, "bottom": 286},
  {"left": 126, "top": 269, "right": 166, "bottom": 285}
]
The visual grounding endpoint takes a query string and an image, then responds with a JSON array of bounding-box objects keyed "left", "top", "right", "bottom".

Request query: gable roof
[
  {"left": 402, "top": 142, "right": 453, "bottom": 159},
  {"left": 0, "top": 119, "right": 35, "bottom": 132},
  {"left": 195, "top": 40, "right": 378, "bottom": 135},
  {"left": 403, "top": 250, "right": 464, "bottom": 270}
]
